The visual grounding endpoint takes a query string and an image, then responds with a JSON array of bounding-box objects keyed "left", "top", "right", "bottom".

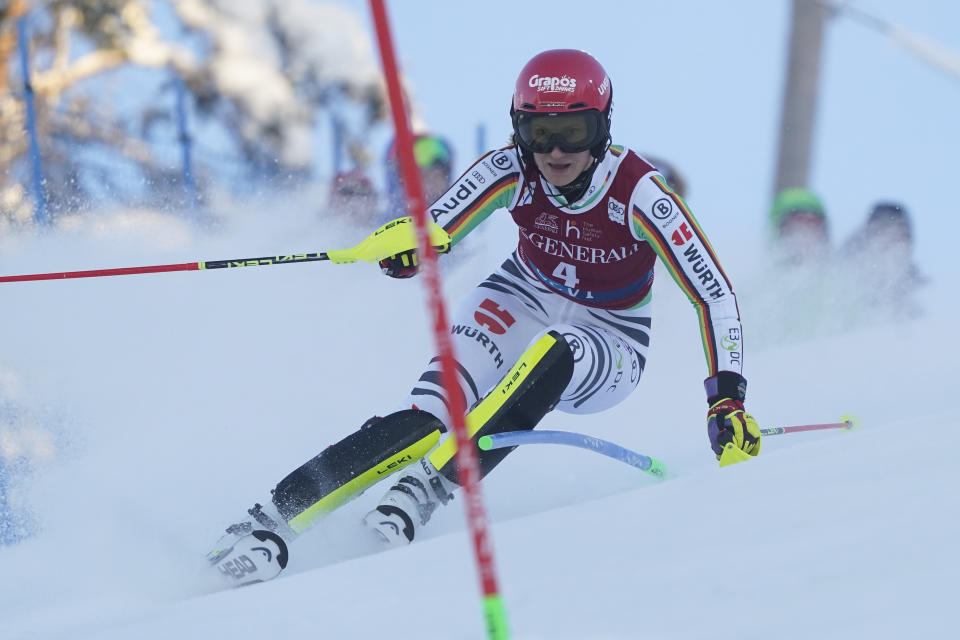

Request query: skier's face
[{"left": 533, "top": 148, "right": 593, "bottom": 187}]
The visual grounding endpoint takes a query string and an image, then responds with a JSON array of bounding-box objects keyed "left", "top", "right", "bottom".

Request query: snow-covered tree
[{"left": 0, "top": 0, "right": 388, "bottom": 226}]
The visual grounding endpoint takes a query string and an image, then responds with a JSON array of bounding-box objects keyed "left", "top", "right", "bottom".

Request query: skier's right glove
[
  {"left": 380, "top": 242, "right": 451, "bottom": 279},
  {"left": 380, "top": 250, "right": 420, "bottom": 278},
  {"left": 366, "top": 217, "right": 451, "bottom": 278},
  {"left": 705, "top": 372, "right": 761, "bottom": 467}
]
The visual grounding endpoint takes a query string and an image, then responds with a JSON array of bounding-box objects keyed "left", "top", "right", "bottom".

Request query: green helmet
[{"left": 770, "top": 188, "right": 826, "bottom": 231}]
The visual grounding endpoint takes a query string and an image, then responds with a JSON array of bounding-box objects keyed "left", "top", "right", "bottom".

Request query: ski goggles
[{"left": 513, "top": 110, "right": 607, "bottom": 154}]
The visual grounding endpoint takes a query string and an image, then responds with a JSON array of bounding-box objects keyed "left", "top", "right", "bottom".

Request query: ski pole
[
  {"left": 761, "top": 414, "right": 860, "bottom": 437},
  {"left": 0, "top": 253, "right": 329, "bottom": 283},
  {"left": 0, "top": 217, "right": 451, "bottom": 284},
  {"left": 478, "top": 430, "right": 667, "bottom": 479}
]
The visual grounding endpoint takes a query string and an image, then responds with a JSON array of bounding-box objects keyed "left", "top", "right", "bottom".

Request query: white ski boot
[
  {"left": 207, "top": 501, "right": 295, "bottom": 587},
  {"left": 362, "top": 459, "right": 455, "bottom": 547}
]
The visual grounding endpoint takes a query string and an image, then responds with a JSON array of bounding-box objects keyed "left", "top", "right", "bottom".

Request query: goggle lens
[{"left": 515, "top": 111, "right": 605, "bottom": 154}]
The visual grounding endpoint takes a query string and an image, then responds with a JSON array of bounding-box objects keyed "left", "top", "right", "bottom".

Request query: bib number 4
[{"left": 551, "top": 262, "right": 580, "bottom": 288}]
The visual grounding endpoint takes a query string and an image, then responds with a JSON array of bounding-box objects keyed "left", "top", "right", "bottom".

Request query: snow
[{"left": 0, "top": 201, "right": 955, "bottom": 639}]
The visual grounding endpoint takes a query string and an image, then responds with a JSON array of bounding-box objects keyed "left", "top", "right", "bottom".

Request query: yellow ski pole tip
[{"left": 840, "top": 414, "right": 862, "bottom": 432}]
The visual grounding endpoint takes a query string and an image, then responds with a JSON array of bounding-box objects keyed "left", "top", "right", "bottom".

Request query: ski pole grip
[{"left": 327, "top": 217, "right": 452, "bottom": 264}]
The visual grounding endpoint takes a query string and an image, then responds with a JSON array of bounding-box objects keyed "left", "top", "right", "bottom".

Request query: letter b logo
[{"left": 652, "top": 198, "right": 673, "bottom": 220}]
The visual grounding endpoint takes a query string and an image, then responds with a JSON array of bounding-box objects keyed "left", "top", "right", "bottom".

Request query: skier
[{"left": 208, "top": 49, "right": 761, "bottom": 586}]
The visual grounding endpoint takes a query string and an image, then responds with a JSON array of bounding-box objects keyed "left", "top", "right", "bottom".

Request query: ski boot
[
  {"left": 207, "top": 501, "right": 295, "bottom": 587},
  {"left": 362, "top": 458, "right": 455, "bottom": 547}
]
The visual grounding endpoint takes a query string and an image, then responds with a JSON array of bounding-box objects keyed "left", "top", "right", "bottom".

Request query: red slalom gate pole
[{"left": 368, "top": 2, "right": 510, "bottom": 638}]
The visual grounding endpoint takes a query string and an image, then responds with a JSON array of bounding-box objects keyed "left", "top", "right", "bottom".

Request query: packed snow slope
[{"left": 0, "top": 204, "right": 955, "bottom": 639}]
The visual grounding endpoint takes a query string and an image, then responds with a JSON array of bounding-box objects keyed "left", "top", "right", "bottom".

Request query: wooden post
[{"left": 772, "top": 0, "right": 832, "bottom": 196}]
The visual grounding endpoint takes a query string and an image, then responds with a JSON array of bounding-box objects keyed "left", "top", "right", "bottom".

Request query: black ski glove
[
  {"left": 380, "top": 242, "right": 450, "bottom": 279},
  {"left": 380, "top": 250, "right": 420, "bottom": 278},
  {"left": 704, "top": 371, "right": 761, "bottom": 465}
]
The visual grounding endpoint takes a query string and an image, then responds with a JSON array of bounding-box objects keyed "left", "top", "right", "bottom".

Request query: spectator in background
[
  {"left": 326, "top": 168, "right": 379, "bottom": 227},
  {"left": 382, "top": 134, "right": 454, "bottom": 223},
  {"left": 742, "top": 187, "right": 835, "bottom": 346},
  {"left": 769, "top": 187, "right": 830, "bottom": 266},
  {"left": 841, "top": 200, "right": 926, "bottom": 315},
  {"left": 644, "top": 155, "right": 688, "bottom": 200}
]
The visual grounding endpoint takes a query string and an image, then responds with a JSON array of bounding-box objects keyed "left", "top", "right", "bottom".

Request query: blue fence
[{"left": 17, "top": 16, "right": 48, "bottom": 227}]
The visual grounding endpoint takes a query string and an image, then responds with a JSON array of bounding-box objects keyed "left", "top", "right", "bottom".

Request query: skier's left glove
[{"left": 705, "top": 372, "right": 761, "bottom": 466}]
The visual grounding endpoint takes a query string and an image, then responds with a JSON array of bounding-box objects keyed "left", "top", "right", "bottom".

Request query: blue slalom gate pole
[
  {"left": 173, "top": 73, "right": 198, "bottom": 209},
  {"left": 0, "top": 460, "right": 11, "bottom": 545},
  {"left": 17, "top": 16, "right": 49, "bottom": 227},
  {"left": 476, "top": 123, "right": 486, "bottom": 158},
  {"left": 478, "top": 430, "right": 667, "bottom": 478},
  {"left": 0, "top": 452, "right": 20, "bottom": 546},
  {"left": 331, "top": 115, "right": 345, "bottom": 175}
]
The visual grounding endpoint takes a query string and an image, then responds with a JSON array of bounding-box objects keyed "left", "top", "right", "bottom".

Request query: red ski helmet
[{"left": 511, "top": 49, "right": 612, "bottom": 158}]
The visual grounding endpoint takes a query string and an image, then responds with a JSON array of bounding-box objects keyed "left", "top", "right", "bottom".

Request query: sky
[
  {"left": 1, "top": 1, "right": 959, "bottom": 638},
  {"left": 327, "top": 0, "right": 960, "bottom": 279}
]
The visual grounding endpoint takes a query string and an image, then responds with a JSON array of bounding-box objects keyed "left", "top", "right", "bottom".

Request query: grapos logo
[{"left": 529, "top": 74, "right": 577, "bottom": 93}]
